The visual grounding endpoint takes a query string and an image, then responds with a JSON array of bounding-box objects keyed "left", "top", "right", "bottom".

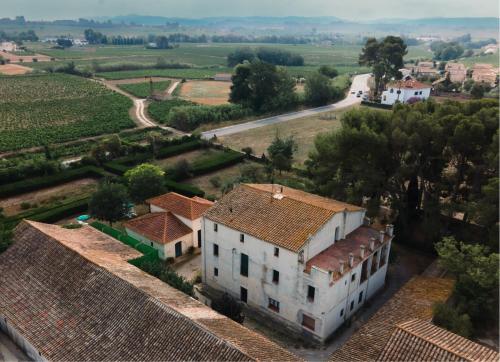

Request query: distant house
[
  {"left": 124, "top": 192, "right": 214, "bottom": 259},
  {"left": 0, "top": 41, "right": 17, "bottom": 52},
  {"left": 482, "top": 44, "right": 498, "bottom": 55},
  {"left": 472, "top": 63, "right": 498, "bottom": 87},
  {"left": 213, "top": 73, "right": 232, "bottom": 82},
  {"left": 73, "top": 38, "right": 88, "bottom": 46},
  {"left": 414, "top": 61, "right": 439, "bottom": 78},
  {"left": 381, "top": 79, "right": 432, "bottom": 105},
  {"left": 445, "top": 62, "right": 467, "bottom": 83}
]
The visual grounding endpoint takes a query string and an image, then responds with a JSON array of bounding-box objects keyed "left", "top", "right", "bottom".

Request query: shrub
[
  {"left": 433, "top": 302, "right": 473, "bottom": 338},
  {"left": 190, "top": 150, "right": 245, "bottom": 176},
  {"left": 241, "top": 147, "right": 253, "bottom": 156},
  {"left": 164, "top": 179, "right": 205, "bottom": 197},
  {"left": 211, "top": 293, "right": 245, "bottom": 323},
  {"left": 20, "top": 202, "right": 31, "bottom": 210},
  {"left": 209, "top": 176, "right": 221, "bottom": 188},
  {"left": 168, "top": 159, "right": 192, "bottom": 181}
]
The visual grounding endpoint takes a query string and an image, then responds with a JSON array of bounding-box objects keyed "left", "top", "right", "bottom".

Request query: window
[
  {"left": 358, "top": 291, "right": 363, "bottom": 303},
  {"left": 240, "top": 234, "right": 244, "bottom": 243},
  {"left": 268, "top": 297, "right": 280, "bottom": 312},
  {"left": 397, "top": 90, "right": 401, "bottom": 94},
  {"left": 274, "top": 247, "right": 279, "bottom": 257},
  {"left": 351, "top": 273, "right": 356, "bottom": 282},
  {"left": 240, "top": 253, "right": 248, "bottom": 277},
  {"left": 214, "top": 267, "right": 219, "bottom": 277},
  {"left": 240, "top": 287, "right": 247, "bottom": 303},
  {"left": 272, "top": 270, "right": 279, "bottom": 284},
  {"left": 214, "top": 223, "right": 218, "bottom": 232},
  {"left": 302, "top": 314, "right": 315, "bottom": 331},
  {"left": 213, "top": 243, "right": 219, "bottom": 257},
  {"left": 307, "top": 286, "right": 315, "bottom": 302},
  {"left": 150, "top": 242, "right": 153, "bottom": 247},
  {"left": 414, "top": 91, "right": 418, "bottom": 95},
  {"left": 334, "top": 226, "right": 340, "bottom": 241},
  {"left": 390, "top": 88, "right": 394, "bottom": 93},
  {"left": 419, "top": 91, "right": 423, "bottom": 95},
  {"left": 340, "top": 308, "right": 344, "bottom": 317},
  {"left": 350, "top": 300, "right": 354, "bottom": 311}
]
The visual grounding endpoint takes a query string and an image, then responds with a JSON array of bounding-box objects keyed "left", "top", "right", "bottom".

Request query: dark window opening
[
  {"left": 240, "top": 234, "right": 244, "bottom": 243},
  {"left": 371, "top": 251, "right": 379, "bottom": 275},
  {"left": 302, "top": 314, "right": 315, "bottom": 331},
  {"left": 268, "top": 297, "right": 280, "bottom": 312},
  {"left": 340, "top": 308, "right": 344, "bottom": 317},
  {"left": 350, "top": 300, "right": 354, "bottom": 311},
  {"left": 274, "top": 247, "right": 279, "bottom": 257},
  {"left": 351, "top": 273, "right": 356, "bottom": 282},
  {"left": 307, "top": 286, "right": 315, "bottom": 302},
  {"left": 240, "top": 287, "right": 247, "bottom": 303},
  {"left": 272, "top": 270, "right": 279, "bottom": 284},
  {"left": 214, "top": 267, "right": 218, "bottom": 277},
  {"left": 213, "top": 243, "right": 219, "bottom": 257},
  {"left": 240, "top": 253, "right": 249, "bottom": 277},
  {"left": 358, "top": 291, "right": 363, "bottom": 303},
  {"left": 214, "top": 223, "right": 218, "bottom": 232}
]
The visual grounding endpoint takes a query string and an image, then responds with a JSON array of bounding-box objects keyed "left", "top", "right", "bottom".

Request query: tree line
[{"left": 227, "top": 47, "right": 304, "bottom": 67}]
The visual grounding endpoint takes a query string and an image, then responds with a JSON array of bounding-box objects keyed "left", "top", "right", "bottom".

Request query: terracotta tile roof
[
  {"left": 387, "top": 79, "right": 431, "bottom": 90},
  {"left": 378, "top": 319, "right": 499, "bottom": 362},
  {"left": 305, "top": 226, "right": 391, "bottom": 278},
  {"left": 0, "top": 221, "right": 300, "bottom": 362},
  {"left": 330, "top": 276, "right": 454, "bottom": 362},
  {"left": 203, "top": 184, "right": 364, "bottom": 253},
  {"left": 124, "top": 212, "right": 192, "bottom": 244},
  {"left": 147, "top": 192, "right": 214, "bottom": 220}
]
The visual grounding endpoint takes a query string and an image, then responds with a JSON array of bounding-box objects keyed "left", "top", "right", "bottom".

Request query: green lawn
[{"left": 117, "top": 80, "right": 171, "bottom": 98}]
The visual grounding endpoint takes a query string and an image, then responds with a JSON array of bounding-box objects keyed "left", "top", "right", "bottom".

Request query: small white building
[
  {"left": 381, "top": 79, "right": 431, "bottom": 105},
  {"left": 201, "top": 184, "right": 393, "bottom": 342},
  {"left": 0, "top": 41, "right": 17, "bottom": 52},
  {"left": 124, "top": 192, "right": 213, "bottom": 259}
]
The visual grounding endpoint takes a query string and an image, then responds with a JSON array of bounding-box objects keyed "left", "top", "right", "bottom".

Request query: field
[
  {"left": 180, "top": 81, "right": 230, "bottom": 105},
  {"left": 117, "top": 80, "right": 171, "bottom": 98},
  {"left": 461, "top": 52, "right": 500, "bottom": 67},
  {"left": 152, "top": 149, "right": 210, "bottom": 169},
  {"left": 188, "top": 160, "right": 265, "bottom": 198},
  {"left": 0, "top": 64, "right": 32, "bottom": 75},
  {"left": 0, "top": 74, "right": 134, "bottom": 152},
  {"left": 218, "top": 108, "right": 351, "bottom": 166}
]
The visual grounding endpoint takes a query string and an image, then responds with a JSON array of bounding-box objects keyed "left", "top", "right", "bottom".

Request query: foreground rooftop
[{"left": 0, "top": 221, "right": 298, "bottom": 361}]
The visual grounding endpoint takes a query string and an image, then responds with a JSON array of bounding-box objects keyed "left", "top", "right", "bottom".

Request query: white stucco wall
[
  {"left": 0, "top": 316, "right": 45, "bottom": 361},
  {"left": 381, "top": 87, "right": 431, "bottom": 105},
  {"left": 125, "top": 228, "right": 192, "bottom": 260},
  {"left": 149, "top": 205, "right": 201, "bottom": 248}
]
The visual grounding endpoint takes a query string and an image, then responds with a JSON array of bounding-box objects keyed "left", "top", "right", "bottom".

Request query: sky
[{"left": 2, "top": 0, "right": 499, "bottom": 21}]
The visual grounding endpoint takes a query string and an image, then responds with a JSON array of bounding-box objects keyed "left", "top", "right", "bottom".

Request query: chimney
[
  {"left": 369, "top": 237, "right": 375, "bottom": 251},
  {"left": 339, "top": 260, "right": 345, "bottom": 275},
  {"left": 379, "top": 231, "right": 385, "bottom": 243},
  {"left": 348, "top": 253, "right": 354, "bottom": 268},
  {"left": 363, "top": 217, "right": 371, "bottom": 226},
  {"left": 360, "top": 245, "right": 366, "bottom": 259},
  {"left": 385, "top": 224, "right": 394, "bottom": 237}
]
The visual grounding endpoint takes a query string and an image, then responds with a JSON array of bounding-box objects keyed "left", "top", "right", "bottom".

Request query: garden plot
[
  {"left": 180, "top": 80, "right": 230, "bottom": 105},
  {"left": 0, "top": 178, "right": 97, "bottom": 217},
  {"left": 0, "top": 64, "right": 32, "bottom": 75}
]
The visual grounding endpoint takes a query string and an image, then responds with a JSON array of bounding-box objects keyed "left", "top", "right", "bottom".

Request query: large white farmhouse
[
  {"left": 381, "top": 79, "right": 431, "bottom": 105},
  {"left": 201, "top": 184, "right": 393, "bottom": 342}
]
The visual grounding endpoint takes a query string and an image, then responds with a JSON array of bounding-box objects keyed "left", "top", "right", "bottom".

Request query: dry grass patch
[
  {"left": 180, "top": 80, "right": 230, "bottom": 105},
  {"left": 219, "top": 108, "right": 353, "bottom": 166},
  {"left": 0, "top": 64, "right": 33, "bottom": 75}
]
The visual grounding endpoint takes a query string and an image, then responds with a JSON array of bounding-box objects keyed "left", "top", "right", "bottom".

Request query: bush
[
  {"left": 0, "top": 159, "right": 61, "bottom": 185},
  {"left": 211, "top": 293, "right": 245, "bottom": 323},
  {"left": 209, "top": 176, "right": 221, "bottom": 188},
  {"left": 190, "top": 150, "right": 245, "bottom": 176},
  {"left": 167, "top": 104, "right": 250, "bottom": 132},
  {"left": 164, "top": 179, "right": 205, "bottom": 197},
  {"left": 168, "top": 159, "right": 192, "bottom": 181},
  {"left": 433, "top": 302, "right": 473, "bottom": 338},
  {"left": 20, "top": 202, "right": 31, "bottom": 210}
]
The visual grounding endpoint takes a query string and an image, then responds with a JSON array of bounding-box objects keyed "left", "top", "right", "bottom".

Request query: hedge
[
  {"left": 190, "top": 150, "right": 246, "bottom": 176},
  {"left": 90, "top": 221, "right": 158, "bottom": 258},
  {"left": 0, "top": 166, "right": 107, "bottom": 198},
  {"left": 164, "top": 179, "right": 205, "bottom": 197},
  {"left": 361, "top": 100, "right": 393, "bottom": 110}
]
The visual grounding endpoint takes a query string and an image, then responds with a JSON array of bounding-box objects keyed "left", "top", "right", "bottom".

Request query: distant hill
[{"left": 368, "top": 17, "right": 499, "bottom": 28}]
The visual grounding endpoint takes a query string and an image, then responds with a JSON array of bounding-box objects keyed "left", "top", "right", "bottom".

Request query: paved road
[{"left": 201, "top": 73, "right": 371, "bottom": 139}]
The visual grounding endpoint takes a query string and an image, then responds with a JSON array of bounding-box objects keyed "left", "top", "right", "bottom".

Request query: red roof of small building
[
  {"left": 388, "top": 79, "right": 431, "bottom": 90},
  {"left": 147, "top": 192, "right": 214, "bottom": 221},
  {"left": 124, "top": 212, "right": 192, "bottom": 244},
  {"left": 305, "top": 225, "right": 390, "bottom": 278}
]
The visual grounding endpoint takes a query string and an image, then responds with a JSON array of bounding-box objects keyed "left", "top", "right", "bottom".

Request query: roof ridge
[{"left": 397, "top": 319, "right": 495, "bottom": 361}]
